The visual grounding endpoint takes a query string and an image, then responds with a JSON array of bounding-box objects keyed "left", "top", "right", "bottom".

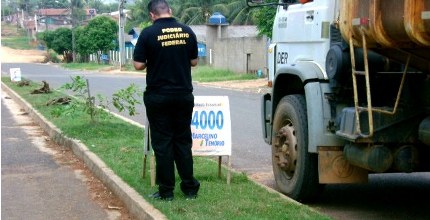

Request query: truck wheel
[{"left": 272, "top": 95, "right": 321, "bottom": 202}]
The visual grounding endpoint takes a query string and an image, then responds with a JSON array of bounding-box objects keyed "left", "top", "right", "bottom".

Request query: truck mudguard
[{"left": 273, "top": 61, "right": 343, "bottom": 153}]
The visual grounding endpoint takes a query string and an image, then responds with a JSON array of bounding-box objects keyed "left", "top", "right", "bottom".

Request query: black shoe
[
  {"left": 184, "top": 193, "right": 197, "bottom": 200},
  {"left": 149, "top": 191, "right": 174, "bottom": 201}
]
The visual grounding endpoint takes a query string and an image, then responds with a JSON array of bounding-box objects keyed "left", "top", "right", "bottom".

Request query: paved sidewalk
[
  {"left": 1, "top": 95, "right": 118, "bottom": 220},
  {"left": 2, "top": 82, "right": 166, "bottom": 220}
]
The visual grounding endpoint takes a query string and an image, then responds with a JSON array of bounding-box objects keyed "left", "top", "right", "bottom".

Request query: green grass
[
  {"left": 1, "top": 22, "right": 36, "bottom": 49},
  {"left": 1, "top": 36, "right": 36, "bottom": 50},
  {"left": 60, "top": 62, "right": 115, "bottom": 71},
  {"left": 192, "top": 66, "right": 258, "bottom": 82},
  {"left": 60, "top": 63, "right": 259, "bottom": 82},
  {"left": 2, "top": 77, "right": 330, "bottom": 220}
]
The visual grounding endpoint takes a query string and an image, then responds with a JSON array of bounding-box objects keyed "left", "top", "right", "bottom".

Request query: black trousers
[{"left": 144, "top": 92, "right": 200, "bottom": 197}]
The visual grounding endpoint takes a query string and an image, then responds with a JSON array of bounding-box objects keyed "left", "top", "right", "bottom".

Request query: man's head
[{"left": 147, "top": 0, "right": 172, "bottom": 21}]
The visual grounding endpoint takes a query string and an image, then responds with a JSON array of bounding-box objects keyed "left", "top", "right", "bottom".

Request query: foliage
[
  {"left": 71, "top": 0, "right": 87, "bottom": 25},
  {"left": 54, "top": 75, "right": 109, "bottom": 123},
  {"left": 112, "top": 84, "right": 143, "bottom": 116},
  {"left": 226, "top": 1, "right": 258, "bottom": 25},
  {"left": 37, "top": 0, "right": 69, "bottom": 9},
  {"left": 54, "top": 76, "right": 143, "bottom": 122},
  {"left": 75, "top": 15, "right": 118, "bottom": 60},
  {"left": 1, "top": 22, "right": 34, "bottom": 49},
  {"left": 254, "top": 0, "right": 278, "bottom": 38},
  {"left": 88, "top": 0, "right": 118, "bottom": 14},
  {"left": 128, "top": 0, "right": 258, "bottom": 27},
  {"left": 85, "top": 15, "right": 118, "bottom": 53},
  {"left": 42, "top": 27, "right": 72, "bottom": 55},
  {"left": 1, "top": 0, "right": 13, "bottom": 16},
  {"left": 175, "top": 0, "right": 224, "bottom": 25},
  {"left": 192, "top": 66, "right": 258, "bottom": 82},
  {"left": 61, "top": 62, "right": 113, "bottom": 70},
  {"left": 74, "top": 26, "right": 93, "bottom": 59},
  {"left": 127, "top": 0, "right": 150, "bottom": 29},
  {"left": 47, "top": 50, "right": 61, "bottom": 63},
  {"left": 1, "top": 36, "right": 35, "bottom": 50}
]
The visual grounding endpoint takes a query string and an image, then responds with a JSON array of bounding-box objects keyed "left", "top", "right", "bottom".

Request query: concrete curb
[{"left": 1, "top": 82, "right": 167, "bottom": 220}]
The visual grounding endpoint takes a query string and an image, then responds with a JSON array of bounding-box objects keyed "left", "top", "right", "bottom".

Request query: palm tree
[
  {"left": 128, "top": 0, "right": 258, "bottom": 26},
  {"left": 128, "top": 0, "right": 151, "bottom": 28},
  {"left": 224, "top": 0, "right": 257, "bottom": 25},
  {"left": 171, "top": 0, "right": 257, "bottom": 25},
  {"left": 170, "top": 0, "right": 228, "bottom": 25}
]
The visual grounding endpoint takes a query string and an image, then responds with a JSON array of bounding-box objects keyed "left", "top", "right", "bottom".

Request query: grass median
[
  {"left": 59, "top": 63, "right": 259, "bottom": 83},
  {"left": 2, "top": 77, "right": 329, "bottom": 220}
]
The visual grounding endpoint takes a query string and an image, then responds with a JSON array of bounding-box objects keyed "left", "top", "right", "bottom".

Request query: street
[{"left": 2, "top": 63, "right": 430, "bottom": 220}]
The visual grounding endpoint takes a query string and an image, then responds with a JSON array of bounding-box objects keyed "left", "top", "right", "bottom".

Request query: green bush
[{"left": 47, "top": 50, "right": 61, "bottom": 63}]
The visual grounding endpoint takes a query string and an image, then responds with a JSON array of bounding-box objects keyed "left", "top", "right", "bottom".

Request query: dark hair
[{"left": 147, "top": 0, "right": 170, "bottom": 15}]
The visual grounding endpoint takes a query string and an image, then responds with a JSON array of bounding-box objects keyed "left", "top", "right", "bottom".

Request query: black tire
[{"left": 271, "top": 95, "right": 321, "bottom": 202}]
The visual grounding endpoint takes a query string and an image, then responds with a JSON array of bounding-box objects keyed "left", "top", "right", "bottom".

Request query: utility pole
[
  {"left": 118, "top": 0, "right": 126, "bottom": 70},
  {"left": 71, "top": 1, "right": 76, "bottom": 62}
]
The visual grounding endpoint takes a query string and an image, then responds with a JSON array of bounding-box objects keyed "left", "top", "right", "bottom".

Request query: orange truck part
[{"left": 339, "top": 0, "right": 430, "bottom": 72}]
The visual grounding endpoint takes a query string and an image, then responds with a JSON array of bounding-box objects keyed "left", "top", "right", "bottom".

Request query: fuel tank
[{"left": 339, "top": 0, "right": 430, "bottom": 72}]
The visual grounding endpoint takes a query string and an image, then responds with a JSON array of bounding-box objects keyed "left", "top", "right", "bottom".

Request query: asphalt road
[{"left": 2, "top": 63, "right": 430, "bottom": 220}]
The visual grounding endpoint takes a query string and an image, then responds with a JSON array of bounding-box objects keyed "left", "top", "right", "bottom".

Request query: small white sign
[
  {"left": 10, "top": 68, "right": 22, "bottom": 82},
  {"left": 191, "top": 96, "right": 232, "bottom": 156}
]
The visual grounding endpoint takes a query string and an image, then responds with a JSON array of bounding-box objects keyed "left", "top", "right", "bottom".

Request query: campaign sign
[
  {"left": 10, "top": 68, "right": 21, "bottom": 82},
  {"left": 191, "top": 96, "right": 231, "bottom": 156}
]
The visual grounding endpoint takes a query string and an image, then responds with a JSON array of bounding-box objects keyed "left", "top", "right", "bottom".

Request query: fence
[{"left": 89, "top": 47, "right": 134, "bottom": 65}]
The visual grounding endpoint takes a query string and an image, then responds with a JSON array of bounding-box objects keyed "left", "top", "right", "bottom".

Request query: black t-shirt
[{"left": 133, "top": 17, "right": 198, "bottom": 94}]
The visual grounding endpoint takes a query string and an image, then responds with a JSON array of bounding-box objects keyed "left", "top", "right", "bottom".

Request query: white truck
[{"left": 249, "top": 0, "right": 430, "bottom": 202}]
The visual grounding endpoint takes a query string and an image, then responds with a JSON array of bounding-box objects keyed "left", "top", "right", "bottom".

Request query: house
[{"left": 36, "top": 8, "right": 97, "bottom": 31}]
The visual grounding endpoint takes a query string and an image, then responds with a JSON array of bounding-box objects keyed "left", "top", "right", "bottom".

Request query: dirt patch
[
  {"left": 0, "top": 46, "right": 47, "bottom": 63},
  {"left": 199, "top": 78, "right": 272, "bottom": 93}
]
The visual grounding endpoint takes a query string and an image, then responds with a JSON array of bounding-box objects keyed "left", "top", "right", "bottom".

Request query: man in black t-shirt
[{"left": 133, "top": 0, "right": 200, "bottom": 201}]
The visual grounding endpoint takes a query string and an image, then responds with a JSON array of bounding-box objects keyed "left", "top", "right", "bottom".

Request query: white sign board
[
  {"left": 10, "top": 68, "right": 21, "bottom": 82},
  {"left": 191, "top": 96, "right": 231, "bottom": 156}
]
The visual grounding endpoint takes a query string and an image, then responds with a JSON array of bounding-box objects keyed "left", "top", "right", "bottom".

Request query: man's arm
[
  {"left": 134, "top": 61, "right": 147, "bottom": 70},
  {"left": 190, "top": 58, "right": 198, "bottom": 67}
]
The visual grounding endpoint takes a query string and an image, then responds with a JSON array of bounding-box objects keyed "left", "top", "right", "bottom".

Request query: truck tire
[{"left": 272, "top": 95, "right": 321, "bottom": 202}]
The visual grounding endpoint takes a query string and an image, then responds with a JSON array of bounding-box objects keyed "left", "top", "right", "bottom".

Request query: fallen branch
[
  {"left": 17, "top": 80, "right": 30, "bottom": 87},
  {"left": 46, "top": 97, "right": 71, "bottom": 106},
  {"left": 31, "top": 81, "right": 51, "bottom": 94}
]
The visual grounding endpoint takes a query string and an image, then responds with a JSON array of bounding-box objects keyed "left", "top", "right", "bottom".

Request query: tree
[
  {"left": 50, "top": 28, "right": 72, "bottom": 55},
  {"left": 127, "top": 0, "right": 260, "bottom": 27},
  {"left": 173, "top": 0, "right": 229, "bottom": 25},
  {"left": 40, "top": 30, "right": 55, "bottom": 49},
  {"left": 41, "top": 28, "right": 72, "bottom": 54},
  {"left": 86, "top": 15, "right": 118, "bottom": 53},
  {"left": 127, "top": 0, "right": 150, "bottom": 29},
  {"left": 225, "top": 0, "right": 258, "bottom": 25},
  {"left": 41, "top": 27, "right": 73, "bottom": 62},
  {"left": 76, "top": 15, "right": 118, "bottom": 63},
  {"left": 70, "top": 0, "right": 86, "bottom": 61},
  {"left": 75, "top": 26, "right": 93, "bottom": 61},
  {"left": 254, "top": 1, "right": 277, "bottom": 38},
  {"left": 38, "top": 0, "right": 69, "bottom": 9},
  {"left": 1, "top": 0, "right": 13, "bottom": 17},
  {"left": 88, "top": 0, "right": 118, "bottom": 14}
]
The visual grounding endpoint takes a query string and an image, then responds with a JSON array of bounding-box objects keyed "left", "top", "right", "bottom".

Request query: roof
[
  {"left": 37, "top": 8, "right": 97, "bottom": 16},
  {"left": 38, "top": 9, "right": 70, "bottom": 16}
]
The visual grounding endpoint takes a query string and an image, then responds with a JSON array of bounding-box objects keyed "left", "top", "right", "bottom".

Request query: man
[{"left": 133, "top": 0, "right": 200, "bottom": 201}]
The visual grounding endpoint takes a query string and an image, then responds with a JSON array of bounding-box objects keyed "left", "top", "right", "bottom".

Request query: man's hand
[
  {"left": 191, "top": 58, "right": 198, "bottom": 67},
  {"left": 134, "top": 61, "right": 147, "bottom": 70}
]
